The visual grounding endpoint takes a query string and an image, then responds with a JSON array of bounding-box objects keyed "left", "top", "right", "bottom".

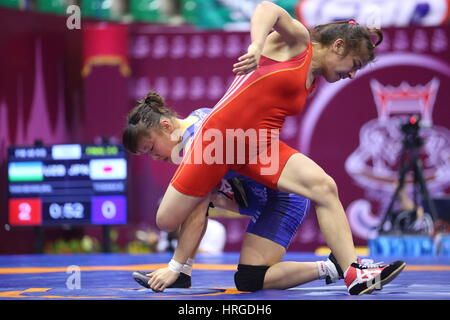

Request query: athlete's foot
[
  {"left": 356, "top": 258, "right": 386, "bottom": 290},
  {"left": 325, "top": 255, "right": 386, "bottom": 288},
  {"left": 344, "top": 260, "right": 406, "bottom": 295},
  {"left": 325, "top": 253, "right": 344, "bottom": 284},
  {"left": 132, "top": 271, "right": 192, "bottom": 289}
]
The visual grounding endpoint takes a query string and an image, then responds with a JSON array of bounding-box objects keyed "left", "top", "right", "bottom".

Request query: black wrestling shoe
[
  {"left": 168, "top": 272, "right": 192, "bottom": 288},
  {"left": 132, "top": 271, "right": 192, "bottom": 289}
]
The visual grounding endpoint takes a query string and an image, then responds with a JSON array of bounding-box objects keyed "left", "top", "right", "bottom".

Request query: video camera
[{"left": 401, "top": 114, "right": 423, "bottom": 149}]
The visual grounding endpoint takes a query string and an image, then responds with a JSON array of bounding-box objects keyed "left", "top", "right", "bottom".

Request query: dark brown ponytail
[
  {"left": 123, "top": 91, "right": 177, "bottom": 154},
  {"left": 310, "top": 20, "right": 383, "bottom": 62}
]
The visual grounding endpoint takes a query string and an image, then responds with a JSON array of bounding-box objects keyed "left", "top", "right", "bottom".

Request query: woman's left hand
[
  {"left": 146, "top": 268, "right": 179, "bottom": 292},
  {"left": 233, "top": 43, "right": 263, "bottom": 75}
]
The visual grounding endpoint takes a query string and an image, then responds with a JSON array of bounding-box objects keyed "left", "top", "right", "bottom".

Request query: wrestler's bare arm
[
  {"left": 233, "top": 1, "right": 310, "bottom": 74},
  {"left": 147, "top": 197, "right": 210, "bottom": 292}
]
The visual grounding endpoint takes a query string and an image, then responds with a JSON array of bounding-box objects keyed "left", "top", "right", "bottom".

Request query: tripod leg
[
  {"left": 412, "top": 154, "right": 439, "bottom": 222},
  {"left": 379, "top": 157, "right": 411, "bottom": 233},
  {"left": 380, "top": 185, "right": 406, "bottom": 233}
]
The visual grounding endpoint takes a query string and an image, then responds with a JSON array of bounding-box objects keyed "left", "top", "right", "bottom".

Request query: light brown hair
[{"left": 310, "top": 20, "right": 383, "bottom": 62}]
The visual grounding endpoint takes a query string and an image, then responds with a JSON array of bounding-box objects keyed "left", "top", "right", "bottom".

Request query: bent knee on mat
[{"left": 234, "top": 264, "right": 270, "bottom": 292}]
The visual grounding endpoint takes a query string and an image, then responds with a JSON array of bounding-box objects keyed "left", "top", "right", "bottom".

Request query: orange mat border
[{"left": 0, "top": 264, "right": 449, "bottom": 274}]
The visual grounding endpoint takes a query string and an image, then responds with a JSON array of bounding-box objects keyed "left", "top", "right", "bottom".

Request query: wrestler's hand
[
  {"left": 233, "top": 42, "right": 263, "bottom": 75},
  {"left": 147, "top": 268, "right": 179, "bottom": 292}
]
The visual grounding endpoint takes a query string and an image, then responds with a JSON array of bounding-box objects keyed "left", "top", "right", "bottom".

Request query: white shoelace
[{"left": 359, "top": 258, "right": 385, "bottom": 268}]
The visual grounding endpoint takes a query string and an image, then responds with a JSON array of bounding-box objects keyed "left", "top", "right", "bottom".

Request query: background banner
[{"left": 127, "top": 24, "right": 450, "bottom": 251}]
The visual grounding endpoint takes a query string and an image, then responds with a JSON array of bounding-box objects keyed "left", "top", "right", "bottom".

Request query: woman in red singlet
[{"left": 128, "top": 2, "right": 405, "bottom": 295}]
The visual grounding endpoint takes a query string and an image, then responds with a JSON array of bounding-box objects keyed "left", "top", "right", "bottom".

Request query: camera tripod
[{"left": 378, "top": 119, "right": 438, "bottom": 234}]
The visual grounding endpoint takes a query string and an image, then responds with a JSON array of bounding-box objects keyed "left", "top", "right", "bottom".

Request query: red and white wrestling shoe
[{"left": 344, "top": 259, "right": 406, "bottom": 295}]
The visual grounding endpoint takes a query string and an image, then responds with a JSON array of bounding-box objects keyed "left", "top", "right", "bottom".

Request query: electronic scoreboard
[{"left": 7, "top": 144, "right": 128, "bottom": 226}]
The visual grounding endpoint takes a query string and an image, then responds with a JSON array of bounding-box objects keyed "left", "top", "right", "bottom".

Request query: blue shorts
[{"left": 244, "top": 189, "right": 310, "bottom": 249}]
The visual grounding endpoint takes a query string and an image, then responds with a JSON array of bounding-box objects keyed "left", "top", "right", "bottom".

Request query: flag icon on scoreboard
[
  {"left": 89, "top": 159, "right": 127, "bottom": 180},
  {"left": 8, "top": 162, "right": 44, "bottom": 182}
]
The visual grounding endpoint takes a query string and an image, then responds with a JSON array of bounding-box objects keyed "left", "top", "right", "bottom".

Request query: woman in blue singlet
[{"left": 124, "top": 92, "right": 343, "bottom": 292}]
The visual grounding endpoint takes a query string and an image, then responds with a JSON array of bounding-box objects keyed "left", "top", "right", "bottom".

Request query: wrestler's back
[{"left": 205, "top": 43, "right": 314, "bottom": 133}]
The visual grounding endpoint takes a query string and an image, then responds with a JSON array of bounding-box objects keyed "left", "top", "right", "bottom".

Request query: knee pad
[{"left": 234, "top": 264, "right": 270, "bottom": 292}]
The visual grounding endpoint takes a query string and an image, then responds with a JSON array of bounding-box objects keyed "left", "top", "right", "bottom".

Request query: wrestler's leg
[
  {"left": 276, "top": 153, "right": 357, "bottom": 272},
  {"left": 238, "top": 233, "right": 321, "bottom": 290},
  {"left": 156, "top": 184, "right": 207, "bottom": 232},
  {"left": 160, "top": 138, "right": 229, "bottom": 232}
]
